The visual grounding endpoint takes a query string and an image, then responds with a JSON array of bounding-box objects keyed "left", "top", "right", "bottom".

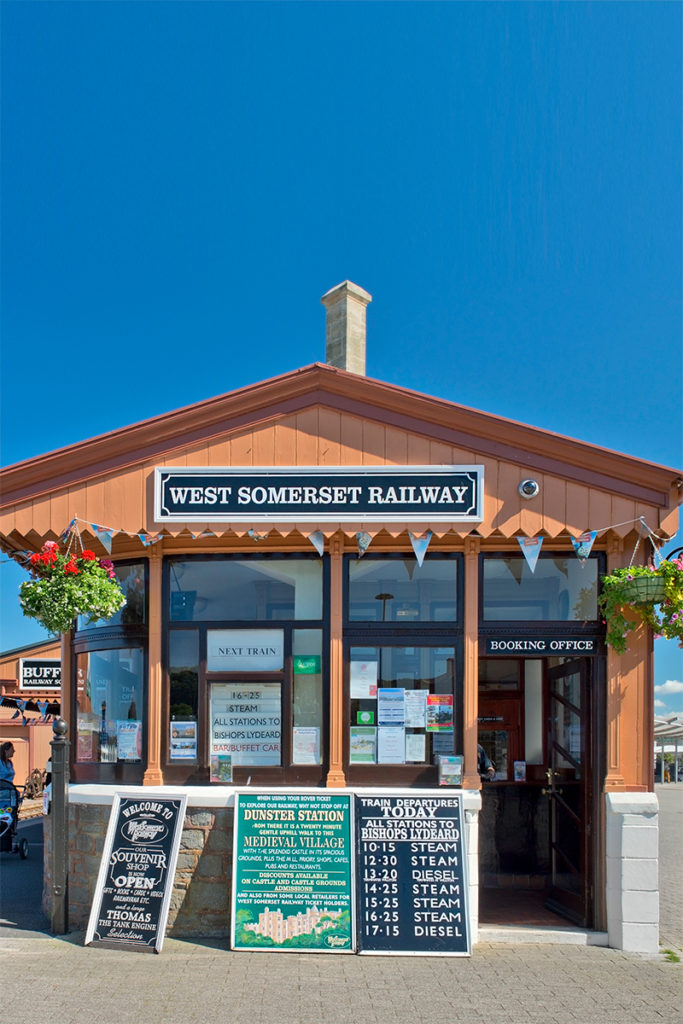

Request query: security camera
[{"left": 519, "top": 479, "right": 540, "bottom": 499}]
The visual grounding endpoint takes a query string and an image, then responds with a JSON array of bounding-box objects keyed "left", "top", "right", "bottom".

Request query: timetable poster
[
  {"left": 355, "top": 794, "right": 470, "bottom": 956},
  {"left": 232, "top": 792, "right": 354, "bottom": 953}
]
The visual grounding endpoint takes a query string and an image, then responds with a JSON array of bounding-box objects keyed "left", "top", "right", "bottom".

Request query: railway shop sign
[{"left": 85, "top": 793, "right": 187, "bottom": 953}]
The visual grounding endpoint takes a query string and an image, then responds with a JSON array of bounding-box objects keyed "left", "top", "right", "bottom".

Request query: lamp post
[{"left": 375, "top": 592, "right": 394, "bottom": 621}]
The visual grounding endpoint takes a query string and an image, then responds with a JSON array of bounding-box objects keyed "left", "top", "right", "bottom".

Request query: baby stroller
[{"left": 0, "top": 780, "right": 29, "bottom": 859}]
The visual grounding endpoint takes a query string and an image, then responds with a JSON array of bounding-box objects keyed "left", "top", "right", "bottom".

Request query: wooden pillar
[
  {"left": 143, "top": 546, "right": 164, "bottom": 786},
  {"left": 463, "top": 537, "right": 481, "bottom": 789},
  {"left": 326, "top": 532, "right": 346, "bottom": 787},
  {"left": 605, "top": 534, "right": 626, "bottom": 791}
]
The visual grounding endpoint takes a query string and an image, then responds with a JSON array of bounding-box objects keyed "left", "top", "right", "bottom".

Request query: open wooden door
[{"left": 545, "top": 658, "right": 592, "bottom": 926}]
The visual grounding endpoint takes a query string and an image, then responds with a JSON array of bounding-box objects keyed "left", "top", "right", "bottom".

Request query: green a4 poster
[{"left": 232, "top": 792, "right": 354, "bottom": 952}]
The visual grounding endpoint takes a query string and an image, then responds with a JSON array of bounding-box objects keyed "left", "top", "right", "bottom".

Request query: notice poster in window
[
  {"left": 426, "top": 694, "right": 454, "bottom": 732},
  {"left": 350, "top": 726, "right": 376, "bottom": 763},
  {"left": 350, "top": 661, "right": 378, "bottom": 699},
  {"left": 210, "top": 682, "right": 281, "bottom": 766},
  {"left": 404, "top": 690, "right": 427, "bottom": 728},
  {"left": 513, "top": 760, "right": 527, "bottom": 782},
  {"left": 77, "top": 725, "right": 94, "bottom": 761},
  {"left": 293, "top": 727, "right": 321, "bottom": 765},
  {"left": 405, "top": 732, "right": 426, "bottom": 762},
  {"left": 116, "top": 720, "right": 142, "bottom": 762},
  {"left": 439, "top": 755, "right": 463, "bottom": 786},
  {"left": 170, "top": 721, "right": 198, "bottom": 760},
  {"left": 377, "top": 726, "right": 405, "bottom": 764},
  {"left": 432, "top": 732, "right": 454, "bottom": 755},
  {"left": 377, "top": 688, "right": 405, "bottom": 725},
  {"left": 210, "top": 754, "right": 233, "bottom": 783}
]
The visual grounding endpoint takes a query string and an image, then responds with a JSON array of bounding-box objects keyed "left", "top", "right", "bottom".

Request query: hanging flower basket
[
  {"left": 19, "top": 541, "right": 126, "bottom": 635},
  {"left": 598, "top": 557, "right": 683, "bottom": 654},
  {"left": 620, "top": 576, "right": 667, "bottom": 604}
]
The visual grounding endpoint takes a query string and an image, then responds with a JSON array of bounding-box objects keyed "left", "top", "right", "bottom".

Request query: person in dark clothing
[{"left": 478, "top": 743, "right": 495, "bottom": 779}]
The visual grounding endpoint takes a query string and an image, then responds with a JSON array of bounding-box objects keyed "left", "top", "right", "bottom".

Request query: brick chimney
[{"left": 321, "top": 280, "right": 372, "bottom": 375}]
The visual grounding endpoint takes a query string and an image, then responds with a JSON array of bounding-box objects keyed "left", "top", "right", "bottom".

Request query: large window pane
[
  {"left": 77, "top": 562, "right": 147, "bottom": 630},
  {"left": 349, "top": 646, "right": 457, "bottom": 765},
  {"left": 292, "top": 629, "right": 323, "bottom": 764},
  {"left": 168, "top": 630, "right": 199, "bottom": 762},
  {"left": 168, "top": 558, "right": 322, "bottom": 621},
  {"left": 482, "top": 556, "right": 599, "bottom": 621},
  {"left": 348, "top": 558, "right": 458, "bottom": 622},
  {"left": 75, "top": 648, "right": 144, "bottom": 763}
]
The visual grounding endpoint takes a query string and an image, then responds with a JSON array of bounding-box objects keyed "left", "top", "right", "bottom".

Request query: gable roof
[{"left": 1, "top": 362, "right": 680, "bottom": 510}]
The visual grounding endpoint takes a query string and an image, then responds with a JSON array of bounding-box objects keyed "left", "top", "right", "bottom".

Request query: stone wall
[{"left": 43, "top": 804, "right": 234, "bottom": 937}]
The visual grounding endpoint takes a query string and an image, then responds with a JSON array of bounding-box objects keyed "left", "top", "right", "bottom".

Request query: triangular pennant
[
  {"left": 248, "top": 529, "right": 269, "bottom": 542},
  {"left": 96, "top": 528, "right": 114, "bottom": 554},
  {"left": 199, "top": 530, "right": 215, "bottom": 538},
  {"left": 572, "top": 531, "right": 597, "bottom": 565},
  {"left": 11, "top": 710, "right": 19, "bottom": 719},
  {"left": 356, "top": 531, "right": 372, "bottom": 558},
  {"left": 61, "top": 518, "right": 77, "bottom": 542},
  {"left": 307, "top": 531, "right": 325, "bottom": 556},
  {"left": 37, "top": 700, "right": 49, "bottom": 717},
  {"left": 15, "top": 699, "right": 26, "bottom": 712},
  {"left": 409, "top": 530, "right": 433, "bottom": 568},
  {"left": 517, "top": 536, "right": 543, "bottom": 573}
]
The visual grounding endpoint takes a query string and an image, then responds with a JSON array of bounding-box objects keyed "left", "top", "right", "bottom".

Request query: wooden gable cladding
[
  {"left": 0, "top": 400, "right": 678, "bottom": 550},
  {"left": 0, "top": 362, "right": 680, "bottom": 551}
]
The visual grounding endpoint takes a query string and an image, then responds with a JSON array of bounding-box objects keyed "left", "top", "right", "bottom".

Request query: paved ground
[
  {"left": 655, "top": 783, "right": 682, "bottom": 952},
  {"left": 1, "top": 786, "right": 680, "bottom": 1024}
]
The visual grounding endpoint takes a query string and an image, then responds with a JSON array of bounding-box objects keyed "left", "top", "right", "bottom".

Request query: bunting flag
[
  {"left": 517, "top": 536, "right": 543, "bottom": 573},
  {"left": 307, "top": 530, "right": 325, "bottom": 556},
  {"left": 248, "top": 529, "right": 269, "bottom": 542},
  {"left": 199, "top": 530, "right": 215, "bottom": 538},
  {"left": 60, "top": 518, "right": 77, "bottom": 542},
  {"left": 356, "top": 531, "right": 372, "bottom": 558},
  {"left": 409, "top": 530, "right": 433, "bottom": 568},
  {"left": 572, "top": 531, "right": 597, "bottom": 564},
  {"left": 0, "top": 695, "right": 59, "bottom": 717},
  {"left": 91, "top": 524, "right": 114, "bottom": 554}
]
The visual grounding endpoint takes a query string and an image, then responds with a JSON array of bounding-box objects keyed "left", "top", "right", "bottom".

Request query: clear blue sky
[{"left": 1, "top": 2, "right": 681, "bottom": 709}]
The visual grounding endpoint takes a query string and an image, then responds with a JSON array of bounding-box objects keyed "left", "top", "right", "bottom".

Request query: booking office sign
[{"left": 85, "top": 793, "right": 187, "bottom": 953}]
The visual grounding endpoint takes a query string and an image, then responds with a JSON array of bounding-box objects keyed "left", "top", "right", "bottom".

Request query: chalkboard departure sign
[
  {"left": 355, "top": 794, "right": 470, "bottom": 956},
  {"left": 85, "top": 793, "right": 187, "bottom": 953}
]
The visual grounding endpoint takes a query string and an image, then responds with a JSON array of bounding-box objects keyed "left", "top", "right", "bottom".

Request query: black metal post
[{"left": 50, "top": 717, "right": 70, "bottom": 934}]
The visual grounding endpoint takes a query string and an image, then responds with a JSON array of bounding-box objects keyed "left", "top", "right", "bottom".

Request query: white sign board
[
  {"left": 207, "top": 630, "right": 284, "bottom": 673},
  {"left": 210, "top": 682, "right": 282, "bottom": 766}
]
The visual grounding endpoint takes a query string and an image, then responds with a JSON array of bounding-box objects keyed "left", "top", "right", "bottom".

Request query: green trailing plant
[
  {"left": 19, "top": 540, "right": 126, "bottom": 634},
  {"left": 598, "top": 556, "right": 683, "bottom": 654}
]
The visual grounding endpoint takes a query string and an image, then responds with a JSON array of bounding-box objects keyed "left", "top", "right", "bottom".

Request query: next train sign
[{"left": 154, "top": 466, "right": 484, "bottom": 523}]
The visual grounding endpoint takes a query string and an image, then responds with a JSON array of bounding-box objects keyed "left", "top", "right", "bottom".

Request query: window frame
[
  {"left": 343, "top": 552, "right": 464, "bottom": 786},
  {"left": 162, "top": 553, "right": 329, "bottom": 786}
]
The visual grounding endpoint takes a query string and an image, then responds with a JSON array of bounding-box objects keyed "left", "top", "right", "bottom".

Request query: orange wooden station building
[{"left": 0, "top": 281, "right": 679, "bottom": 950}]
